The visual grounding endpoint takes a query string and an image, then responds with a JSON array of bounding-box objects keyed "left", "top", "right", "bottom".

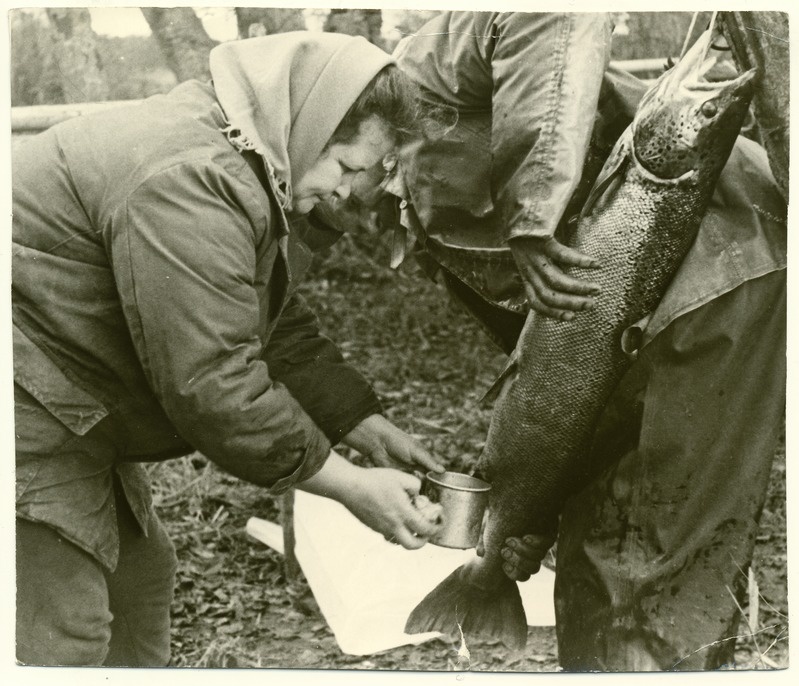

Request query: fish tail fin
[{"left": 404, "top": 563, "right": 527, "bottom": 650}]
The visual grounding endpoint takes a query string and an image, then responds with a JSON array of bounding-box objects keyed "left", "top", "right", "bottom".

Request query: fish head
[{"left": 632, "top": 30, "right": 757, "bottom": 181}]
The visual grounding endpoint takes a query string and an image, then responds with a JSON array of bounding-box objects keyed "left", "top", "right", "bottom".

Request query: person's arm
[
  {"left": 490, "top": 12, "right": 613, "bottom": 319},
  {"left": 488, "top": 13, "right": 612, "bottom": 240},
  {"left": 265, "top": 293, "right": 443, "bottom": 473},
  {"left": 110, "top": 161, "right": 330, "bottom": 491},
  {"left": 263, "top": 292, "right": 382, "bottom": 444},
  {"left": 396, "top": 12, "right": 613, "bottom": 319}
]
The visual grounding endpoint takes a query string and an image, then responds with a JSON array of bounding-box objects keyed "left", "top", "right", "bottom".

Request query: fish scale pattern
[{"left": 479, "top": 151, "right": 712, "bottom": 561}]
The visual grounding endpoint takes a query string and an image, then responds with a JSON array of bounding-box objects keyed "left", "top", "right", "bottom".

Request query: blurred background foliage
[{"left": 9, "top": 8, "right": 711, "bottom": 107}]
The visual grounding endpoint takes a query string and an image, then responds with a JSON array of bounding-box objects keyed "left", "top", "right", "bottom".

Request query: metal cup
[{"left": 422, "top": 471, "right": 491, "bottom": 549}]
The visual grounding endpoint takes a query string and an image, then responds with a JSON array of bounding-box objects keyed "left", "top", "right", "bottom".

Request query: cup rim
[{"left": 425, "top": 470, "right": 491, "bottom": 493}]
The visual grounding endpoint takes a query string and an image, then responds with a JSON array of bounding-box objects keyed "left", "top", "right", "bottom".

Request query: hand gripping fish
[{"left": 406, "top": 32, "right": 757, "bottom": 649}]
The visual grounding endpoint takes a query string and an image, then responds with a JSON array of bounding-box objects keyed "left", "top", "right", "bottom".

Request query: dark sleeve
[
  {"left": 264, "top": 291, "right": 382, "bottom": 444},
  {"left": 110, "top": 161, "right": 330, "bottom": 492},
  {"left": 396, "top": 11, "right": 613, "bottom": 241}
]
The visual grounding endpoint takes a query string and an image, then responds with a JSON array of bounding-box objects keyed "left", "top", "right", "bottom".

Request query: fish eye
[{"left": 701, "top": 101, "right": 718, "bottom": 118}]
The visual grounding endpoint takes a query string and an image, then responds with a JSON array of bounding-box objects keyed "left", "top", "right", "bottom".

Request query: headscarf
[{"left": 210, "top": 32, "right": 393, "bottom": 209}]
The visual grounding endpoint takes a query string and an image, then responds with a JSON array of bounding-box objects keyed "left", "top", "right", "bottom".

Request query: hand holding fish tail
[
  {"left": 476, "top": 533, "right": 554, "bottom": 580},
  {"left": 496, "top": 533, "right": 557, "bottom": 582},
  {"left": 510, "top": 235, "right": 602, "bottom": 321}
]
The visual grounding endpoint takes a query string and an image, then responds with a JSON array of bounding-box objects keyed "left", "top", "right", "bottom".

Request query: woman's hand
[
  {"left": 510, "top": 235, "right": 601, "bottom": 321},
  {"left": 343, "top": 467, "right": 442, "bottom": 549},
  {"left": 299, "top": 451, "right": 441, "bottom": 549},
  {"left": 342, "top": 413, "right": 445, "bottom": 474}
]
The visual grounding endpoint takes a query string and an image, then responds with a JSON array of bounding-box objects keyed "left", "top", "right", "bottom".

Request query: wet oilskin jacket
[
  {"left": 391, "top": 12, "right": 611, "bottom": 314},
  {"left": 12, "top": 81, "right": 380, "bottom": 570},
  {"left": 392, "top": 13, "right": 787, "bottom": 330},
  {"left": 394, "top": 12, "right": 611, "bottom": 245}
]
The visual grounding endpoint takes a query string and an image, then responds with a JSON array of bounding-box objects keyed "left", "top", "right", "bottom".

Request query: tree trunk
[
  {"left": 9, "top": 10, "right": 64, "bottom": 106},
  {"left": 721, "top": 11, "right": 789, "bottom": 203},
  {"left": 324, "top": 9, "right": 383, "bottom": 48},
  {"left": 234, "top": 7, "right": 306, "bottom": 38},
  {"left": 612, "top": 12, "right": 712, "bottom": 61},
  {"left": 45, "top": 8, "right": 109, "bottom": 103},
  {"left": 142, "top": 7, "right": 217, "bottom": 83}
]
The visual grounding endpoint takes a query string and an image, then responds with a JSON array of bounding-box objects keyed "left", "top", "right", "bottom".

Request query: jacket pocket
[{"left": 13, "top": 323, "right": 108, "bottom": 436}]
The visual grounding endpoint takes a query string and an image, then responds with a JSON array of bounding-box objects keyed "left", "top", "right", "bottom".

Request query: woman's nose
[{"left": 334, "top": 181, "right": 352, "bottom": 201}]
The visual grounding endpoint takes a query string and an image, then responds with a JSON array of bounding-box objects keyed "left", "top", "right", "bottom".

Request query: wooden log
[
  {"left": 10, "top": 100, "right": 142, "bottom": 133},
  {"left": 279, "top": 488, "right": 301, "bottom": 582},
  {"left": 9, "top": 56, "right": 663, "bottom": 135}
]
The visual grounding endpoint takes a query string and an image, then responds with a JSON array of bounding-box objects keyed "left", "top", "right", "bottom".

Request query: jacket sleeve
[
  {"left": 109, "top": 161, "right": 331, "bottom": 492},
  {"left": 264, "top": 291, "right": 382, "bottom": 444},
  {"left": 395, "top": 11, "right": 613, "bottom": 241}
]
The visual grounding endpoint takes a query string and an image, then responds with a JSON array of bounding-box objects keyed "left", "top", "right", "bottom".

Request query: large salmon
[{"left": 405, "top": 32, "right": 757, "bottom": 649}]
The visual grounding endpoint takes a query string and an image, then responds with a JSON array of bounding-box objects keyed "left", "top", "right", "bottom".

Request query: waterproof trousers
[
  {"left": 15, "top": 386, "right": 177, "bottom": 667},
  {"left": 16, "top": 488, "right": 176, "bottom": 666},
  {"left": 554, "top": 270, "right": 786, "bottom": 671}
]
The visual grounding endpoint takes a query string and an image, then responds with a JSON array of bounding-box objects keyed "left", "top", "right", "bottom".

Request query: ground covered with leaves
[{"left": 153, "top": 235, "right": 787, "bottom": 671}]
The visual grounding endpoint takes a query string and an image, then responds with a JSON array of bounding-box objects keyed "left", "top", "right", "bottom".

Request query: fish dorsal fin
[{"left": 580, "top": 130, "right": 632, "bottom": 218}]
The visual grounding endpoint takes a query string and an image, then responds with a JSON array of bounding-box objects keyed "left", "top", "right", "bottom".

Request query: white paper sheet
[{"left": 246, "top": 490, "right": 555, "bottom": 655}]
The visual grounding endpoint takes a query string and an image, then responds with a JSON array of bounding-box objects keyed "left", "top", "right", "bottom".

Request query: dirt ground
[{"left": 156, "top": 235, "right": 788, "bottom": 671}]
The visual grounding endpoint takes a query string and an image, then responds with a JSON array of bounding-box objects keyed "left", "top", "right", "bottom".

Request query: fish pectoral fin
[
  {"left": 405, "top": 564, "right": 527, "bottom": 650},
  {"left": 479, "top": 347, "right": 520, "bottom": 406},
  {"left": 581, "top": 135, "right": 631, "bottom": 218}
]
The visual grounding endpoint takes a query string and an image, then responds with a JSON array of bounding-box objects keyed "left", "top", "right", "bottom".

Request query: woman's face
[{"left": 292, "top": 116, "right": 395, "bottom": 216}]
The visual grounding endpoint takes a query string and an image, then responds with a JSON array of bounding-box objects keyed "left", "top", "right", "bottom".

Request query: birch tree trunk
[
  {"left": 324, "top": 9, "right": 383, "bottom": 48},
  {"left": 45, "top": 8, "right": 109, "bottom": 103},
  {"left": 234, "top": 8, "right": 306, "bottom": 38},
  {"left": 142, "top": 7, "right": 217, "bottom": 83}
]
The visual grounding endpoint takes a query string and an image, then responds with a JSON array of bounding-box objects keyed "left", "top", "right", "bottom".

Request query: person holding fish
[
  {"left": 12, "top": 32, "right": 450, "bottom": 667},
  {"left": 320, "top": 11, "right": 787, "bottom": 672}
]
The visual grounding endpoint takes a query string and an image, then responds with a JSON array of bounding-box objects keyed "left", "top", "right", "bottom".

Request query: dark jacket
[{"left": 13, "top": 81, "right": 380, "bottom": 568}]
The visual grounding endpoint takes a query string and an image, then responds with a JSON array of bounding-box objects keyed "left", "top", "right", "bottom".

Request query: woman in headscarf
[{"left": 13, "top": 32, "right": 443, "bottom": 667}]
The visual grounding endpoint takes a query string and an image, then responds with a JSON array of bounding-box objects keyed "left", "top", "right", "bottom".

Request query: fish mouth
[
  {"left": 676, "top": 29, "right": 758, "bottom": 97},
  {"left": 688, "top": 51, "right": 757, "bottom": 92},
  {"left": 724, "top": 67, "right": 758, "bottom": 99},
  {"left": 687, "top": 66, "right": 758, "bottom": 110}
]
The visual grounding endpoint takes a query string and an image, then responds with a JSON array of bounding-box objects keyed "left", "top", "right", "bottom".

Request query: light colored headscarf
[{"left": 210, "top": 32, "right": 393, "bottom": 209}]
